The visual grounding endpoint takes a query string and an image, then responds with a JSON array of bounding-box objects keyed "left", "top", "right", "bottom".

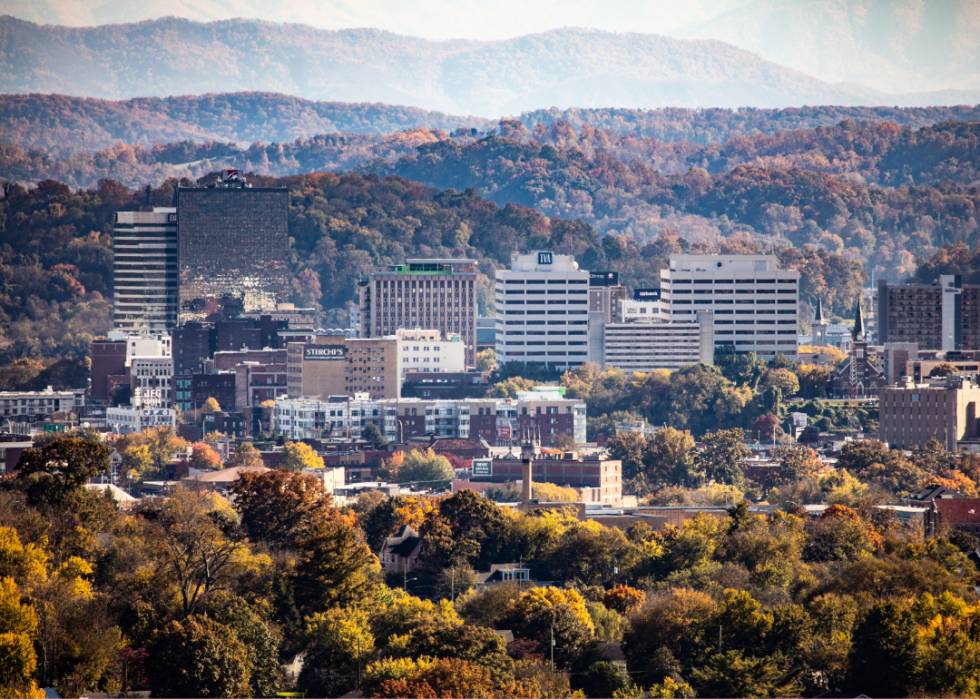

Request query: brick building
[
  {"left": 831, "top": 301, "right": 883, "bottom": 398},
  {"left": 878, "top": 375, "right": 980, "bottom": 450},
  {"left": 878, "top": 275, "right": 980, "bottom": 351}
]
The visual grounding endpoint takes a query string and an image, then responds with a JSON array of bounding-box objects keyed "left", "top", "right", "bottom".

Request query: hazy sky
[{"left": 0, "top": 0, "right": 752, "bottom": 39}]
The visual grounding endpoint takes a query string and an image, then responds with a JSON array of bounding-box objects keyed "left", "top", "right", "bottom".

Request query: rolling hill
[{"left": 0, "top": 16, "right": 908, "bottom": 117}]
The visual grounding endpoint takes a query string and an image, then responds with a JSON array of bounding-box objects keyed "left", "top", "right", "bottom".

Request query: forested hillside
[
  {"left": 360, "top": 130, "right": 980, "bottom": 284},
  {"left": 0, "top": 93, "right": 492, "bottom": 155},
  {"left": 0, "top": 17, "right": 892, "bottom": 115}
]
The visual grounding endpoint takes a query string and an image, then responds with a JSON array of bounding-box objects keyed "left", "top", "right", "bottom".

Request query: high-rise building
[
  {"left": 877, "top": 276, "right": 980, "bottom": 351},
  {"left": 879, "top": 375, "right": 980, "bottom": 450},
  {"left": 112, "top": 208, "right": 178, "bottom": 333},
  {"left": 176, "top": 173, "right": 289, "bottom": 324},
  {"left": 662, "top": 254, "right": 799, "bottom": 360},
  {"left": 358, "top": 259, "right": 479, "bottom": 365},
  {"left": 494, "top": 252, "right": 591, "bottom": 370}
]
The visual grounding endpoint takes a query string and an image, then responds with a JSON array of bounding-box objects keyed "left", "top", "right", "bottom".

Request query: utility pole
[
  {"left": 357, "top": 636, "right": 361, "bottom": 687},
  {"left": 550, "top": 619, "right": 555, "bottom": 672}
]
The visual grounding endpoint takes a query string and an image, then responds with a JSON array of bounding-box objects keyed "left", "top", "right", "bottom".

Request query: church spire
[
  {"left": 852, "top": 298, "right": 866, "bottom": 340},
  {"left": 814, "top": 298, "right": 826, "bottom": 325}
]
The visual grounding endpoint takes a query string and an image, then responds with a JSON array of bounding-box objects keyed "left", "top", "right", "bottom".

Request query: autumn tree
[
  {"left": 189, "top": 442, "right": 221, "bottom": 471},
  {"left": 144, "top": 616, "right": 250, "bottom": 698},
  {"left": 292, "top": 521, "right": 379, "bottom": 616},
  {"left": 697, "top": 429, "right": 749, "bottom": 487},
  {"left": 643, "top": 427, "right": 699, "bottom": 488},
  {"left": 15, "top": 438, "right": 110, "bottom": 509},
  {"left": 201, "top": 397, "right": 221, "bottom": 414},
  {"left": 226, "top": 442, "right": 264, "bottom": 469},
  {"left": 280, "top": 441, "right": 325, "bottom": 471},
  {"left": 231, "top": 469, "right": 336, "bottom": 548}
]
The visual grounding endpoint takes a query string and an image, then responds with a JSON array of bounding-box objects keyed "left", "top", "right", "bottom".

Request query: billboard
[
  {"left": 634, "top": 288, "right": 661, "bottom": 301},
  {"left": 792, "top": 412, "right": 808, "bottom": 428},
  {"left": 590, "top": 271, "right": 619, "bottom": 287},
  {"left": 304, "top": 345, "right": 347, "bottom": 361},
  {"left": 473, "top": 459, "right": 493, "bottom": 476}
]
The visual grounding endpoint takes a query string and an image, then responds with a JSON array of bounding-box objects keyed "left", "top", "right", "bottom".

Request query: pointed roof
[
  {"left": 852, "top": 299, "right": 866, "bottom": 339},
  {"left": 814, "top": 298, "right": 826, "bottom": 325}
]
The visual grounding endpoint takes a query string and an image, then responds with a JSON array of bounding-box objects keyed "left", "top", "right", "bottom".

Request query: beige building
[
  {"left": 358, "top": 259, "right": 478, "bottom": 365},
  {"left": 878, "top": 376, "right": 980, "bottom": 450},
  {"left": 287, "top": 335, "right": 400, "bottom": 401}
]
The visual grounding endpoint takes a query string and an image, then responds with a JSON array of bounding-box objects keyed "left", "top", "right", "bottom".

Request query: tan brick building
[
  {"left": 878, "top": 376, "right": 980, "bottom": 450},
  {"left": 287, "top": 335, "right": 400, "bottom": 401}
]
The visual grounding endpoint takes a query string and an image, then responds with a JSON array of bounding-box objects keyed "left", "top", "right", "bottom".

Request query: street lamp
[{"left": 403, "top": 569, "right": 418, "bottom": 590}]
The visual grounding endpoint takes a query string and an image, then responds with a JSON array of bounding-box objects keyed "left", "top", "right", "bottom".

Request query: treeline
[
  {"left": 519, "top": 105, "right": 980, "bottom": 145},
  {"left": 0, "top": 92, "right": 492, "bottom": 155},
  {"left": 5, "top": 434, "right": 980, "bottom": 698},
  {"left": 364, "top": 131, "right": 980, "bottom": 284}
]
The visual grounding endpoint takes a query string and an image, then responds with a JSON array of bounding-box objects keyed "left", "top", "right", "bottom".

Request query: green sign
[
  {"left": 473, "top": 459, "right": 492, "bottom": 477},
  {"left": 43, "top": 424, "right": 66, "bottom": 433}
]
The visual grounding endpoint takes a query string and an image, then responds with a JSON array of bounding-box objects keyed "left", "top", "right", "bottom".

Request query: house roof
[
  {"left": 935, "top": 498, "right": 980, "bottom": 523},
  {"left": 183, "top": 465, "right": 269, "bottom": 484},
  {"left": 907, "top": 484, "right": 969, "bottom": 503},
  {"left": 383, "top": 524, "right": 422, "bottom": 556},
  {"left": 85, "top": 484, "right": 137, "bottom": 503},
  {"left": 427, "top": 438, "right": 487, "bottom": 452}
]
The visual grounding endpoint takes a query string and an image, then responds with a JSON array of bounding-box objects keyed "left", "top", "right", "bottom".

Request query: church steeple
[
  {"left": 814, "top": 298, "right": 826, "bottom": 325},
  {"left": 852, "top": 299, "right": 866, "bottom": 340}
]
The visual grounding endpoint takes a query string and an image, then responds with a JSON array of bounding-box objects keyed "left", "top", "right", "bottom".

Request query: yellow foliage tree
[{"left": 506, "top": 587, "right": 594, "bottom": 632}]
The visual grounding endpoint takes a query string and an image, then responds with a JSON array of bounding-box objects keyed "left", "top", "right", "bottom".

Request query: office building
[
  {"left": 107, "top": 405, "right": 177, "bottom": 434},
  {"left": 615, "top": 299, "right": 666, "bottom": 323},
  {"left": 358, "top": 259, "right": 479, "bottom": 365},
  {"left": 662, "top": 254, "right": 799, "bottom": 359},
  {"left": 287, "top": 336, "right": 400, "bottom": 401},
  {"left": 879, "top": 375, "right": 980, "bottom": 450},
  {"left": 588, "top": 272, "right": 628, "bottom": 323},
  {"left": 495, "top": 252, "right": 591, "bottom": 370},
  {"left": 176, "top": 172, "right": 289, "bottom": 324},
  {"left": 130, "top": 356, "right": 173, "bottom": 407},
  {"left": 112, "top": 208, "right": 178, "bottom": 333},
  {"left": 397, "top": 328, "right": 466, "bottom": 379},
  {"left": 877, "top": 276, "right": 980, "bottom": 351},
  {"left": 604, "top": 310, "right": 715, "bottom": 372}
]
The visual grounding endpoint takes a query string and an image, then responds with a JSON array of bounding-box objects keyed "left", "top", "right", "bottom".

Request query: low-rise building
[
  {"left": 0, "top": 388, "right": 85, "bottom": 420},
  {"left": 107, "top": 405, "right": 177, "bottom": 434},
  {"left": 397, "top": 328, "right": 466, "bottom": 379},
  {"left": 925, "top": 498, "right": 980, "bottom": 537},
  {"left": 380, "top": 524, "right": 423, "bottom": 572},
  {"left": 469, "top": 452, "right": 623, "bottom": 506},
  {"left": 0, "top": 434, "right": 33, "bottom": 474}
]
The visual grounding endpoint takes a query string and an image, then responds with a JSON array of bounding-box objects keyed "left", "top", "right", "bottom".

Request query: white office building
[
  {"left": 615, "top": 299, "right": 667, "bottom": 323},
  {"left": 662, "top": 255, "right": 799, "bottom": 360},
  {"left": 106, "top": 406, "right": 177, "bottom": 434},
  {"left": 0, "top": 388, "right": 85, "bottom": 420},
  {"left": 604, "top": 310, "right": 715, "bottom": 372},
  {"left": 495, "top": 252, "right": 591, "bottom": 369},
  {"left": 113, "top": 208, "right": 178, "bottom": 333},
  {"left": 396, "top": 328, "right": 466, "bottom": 379}
]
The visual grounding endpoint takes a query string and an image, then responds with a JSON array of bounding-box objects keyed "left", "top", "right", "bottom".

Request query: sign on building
[
  {"left": 537, "top": 252, "right": 553, "bottom": 265},
  {"left": 304, "top": 346, "right": 347, "bottom": 361},
  {"left": 792, "top": 412, "right": 808, "bottom": 428},
  {"left": 473, "top": 459, "right": 493, "bottom": 476},
  {"left": 589, "top": 271, "right": 619, "bottom": 287},
  {"left": 634, "top": 288, "right": 661, "bottom": 301}
]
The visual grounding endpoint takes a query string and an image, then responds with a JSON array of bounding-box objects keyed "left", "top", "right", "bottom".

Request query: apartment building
[
  {"left": 112, "top": 208, "right": 178, "bottom": 333},
  {"left": 604, "top": 310, "right": 715, "bottom": 372},
  {"left": 358, "top": 258, "right": 479, "bottom": 365},
  {"left": 878, "top": 375, "right": 980, "bottom": 450},
  {"left": 0, "top": 388, "right": 85, "bottom": 420},
  {"left": 274, "top": 390, "right": 587, "bottom": 446},
  {"left": 495, "top": 252, "right": 591, "bottom": 370},
  {"left": 662, "top": 254, "right": 799, "bottom": 359},
  {"left": 877, "top": 276, "right": 980, "bottom": 351},
  {"left": 235, "top": 362, "right": 288, "bottom": 409}
]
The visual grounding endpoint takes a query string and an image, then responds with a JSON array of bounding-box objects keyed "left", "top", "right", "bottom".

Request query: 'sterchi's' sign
[{"left": 304, "top": 346, "right": 347, "bottom": 360}]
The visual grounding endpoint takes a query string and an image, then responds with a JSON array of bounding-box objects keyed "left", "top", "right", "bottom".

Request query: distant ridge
[{"left": 0, "top": 16, "right": 945, "bottom": 117}]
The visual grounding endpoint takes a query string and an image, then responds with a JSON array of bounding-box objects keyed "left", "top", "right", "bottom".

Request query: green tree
[
  {"left": 644, "top": 427, "right": 700, "bottom": 487},
  {"left": 280, "top": 441, "right": 325, "bottom": 471},
  {"left": 760, "top": 368, "right": 800, "bottom": 397},
  {"left": 581, "top": 661, "right": 630, "bottom": 699},
  {"left": 362, "top": 423, "right": 389, "bottom": 449},
  {"left": 15, "top": 437, "right": 110, "bottom": 508},
  {"left": 300, "top": 607, "right": 374, "bottom": 698},
  {"left": 714, "top": 347, "right": 765, "bottom": 388},
  {"left": 847, "top": 601, "right": 921, "bottom": 697},
  {"left": 697, "top": 428, "right": 749, "bottom": 487},
  {"left": 692, "top": 651, "right": 799, "bottom": 698},
  {"left": 774, "top": 446, "right": 823, "bottom": 484},
  {"left": 145, "top": 616, "right": 250, "bottom": 698},
  {"left": 121, "top": 444, "right": 154, "bottom": 482},
  {"left": 293, "top": 521, "right": 379, "bottom": 616},
  {"left": 929, "top": 362, "right": 958, "bottom": 377},
  {"left": 230, "top": 469, "right": 336, "bottom": 548},
  {"left": 212, "top": 596, "right": 281, "bottom": 698},
  {"left": 606, "top": 432, "right": 646, "bottom": 480},
  {"left": 399, "top": 448, "right": 455, "bottom": 487}
]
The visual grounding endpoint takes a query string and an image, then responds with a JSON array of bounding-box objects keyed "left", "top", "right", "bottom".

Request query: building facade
[
  {"left": 396, "top": 328, "right": 466, "bottom": 380},
  {"left": 107, "top": 406, "right": 177, "bottom": 434},
  {"left": 287, "top": 336, "right": 400, "bottom": 401},
  {"left": 358, "top": 259, "right": 479, "bottom": 365},
  {"left": 877, "top": 275, "right": 980, "bottom": 351},
  {"left": 495, "top": 252, "right": 591, "bottom": 370},
  {"left": 878, "top": 376, "right": 980, "bottom": 450},
  {"left": 662, "top": 254, "right": 799, "bottom": 360},
  {"left": 0, "top": 389, "right": 84, "bottom": 420},
  {"left": 113, "top": 208, "right": 178, "bottom": 333},
  {"left": 176, "top": 175, "right": 289, "bottom": 324},
  {"left": 604, "top": 310, "right": 715, "bottom": 372}
]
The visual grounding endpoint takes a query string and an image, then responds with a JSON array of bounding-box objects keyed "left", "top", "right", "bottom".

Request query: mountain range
[
  {"left": 4, "top": 16, "right": 979, "bottom": 118},
  {"left": 3, "top": 0, "right": 979, "bottom": 96}
]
